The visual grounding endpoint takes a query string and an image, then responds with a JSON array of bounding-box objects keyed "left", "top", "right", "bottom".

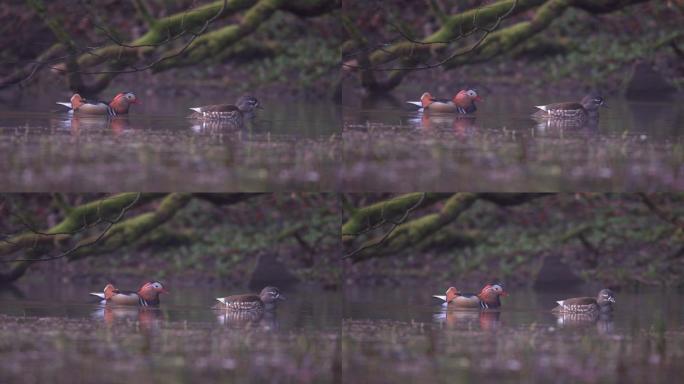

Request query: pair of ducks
[
  {"left": 89, "top": 281, "right": 283, "bottom": 311},
  {"left": 434, "top": 284, "right": 616, "bottom": 314},
  {"left": 56, "top": 92, "right": 261, "bottom": 124},
  {"left": 407, "top": 89, "right": 606, "bottom": 121}
]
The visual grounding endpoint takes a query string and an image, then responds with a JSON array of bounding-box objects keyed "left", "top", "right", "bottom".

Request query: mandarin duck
[
  {"left": 552, "top": 288, "right": 615, "bottom": 314},
  {"left": 433, "top": 283, "right": 507, "bottom": 309},
  {"left": 407, "top": 89, "right": 482, "bottom": 114},
  {"left": 56, "top": 92, "right": 140, "bottom": 116},
  {"left": 214, "top": 286, "right": 284, "bottom": 311},
  {"left": 533, "top": 95, "right": 606, "bottom": 120},
  {"left": 89, "top": 281, "right": 168, "bottom": 307},
  {"left": 188, "top": 95, "right": 261, "bottom": 125}
]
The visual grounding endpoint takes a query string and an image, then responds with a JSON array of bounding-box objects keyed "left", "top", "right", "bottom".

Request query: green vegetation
[
  {"left": 344, "top": 0, "right": 682, "bottom": 93},
  {"left": 0, "top": 194, "right": 339, "bottom": 287},
  {"left": 343, "top": 194, "right": 684, "bottom": 287}
]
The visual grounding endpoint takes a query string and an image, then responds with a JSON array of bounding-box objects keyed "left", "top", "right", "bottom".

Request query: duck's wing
[
  {"left": 189, "top": 104, "right": 240, "bottom": 113},
  {"left": 56, "top": 102, "right": 73, "bottom": 109},
  {"left": 450, "top": 295, "right": 482, "bottom": 308},
  {"left": 556, "top": 297, "right": 596, "bottom": 307},
  {"left": 535, "top": 102, "right": 583, "bottom": 111},
  {"left": 75, "top": 101, "right": 112, "bottom": 115},
  {"left": 216, "top": 294, "right": 263, "bottom": 310},
  {"left": 108, "top": 290, "right": 142, "bottom": 305},
  {"left": 430, "top": 97, "right": 451, "bottom": 103}
]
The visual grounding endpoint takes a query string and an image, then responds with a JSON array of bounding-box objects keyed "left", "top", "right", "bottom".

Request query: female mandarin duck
[
  {"left": 552, "top": 288, "right": 615, "bottom": 314},
  {"left": 433, "top": 283, "right": 507, "bottom": 309},
  {"left": 407, "top": 89, "right": 482, "bottom": 114},
  {"left": 56, "top": 92, "right": 140, "bottom": 116},
  {"left": 89, "top": 281, "right": 168, "bottom": 306},
  {"left": 214, "top": 286, "right": 284, "bottom": 311},
  {"left": 533, "top": 94, "right": 606, "bottom": 120},
  {"left": 188, "top": 95, "right": 261, "bottom": 124}
]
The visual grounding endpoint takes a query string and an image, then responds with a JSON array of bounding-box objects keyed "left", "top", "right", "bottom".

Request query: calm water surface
[
  {"left": 0, "top": 92, "right": 339, "bottom": 191},
  {"left": 0, "top": 282, "right": 341, "bottom": 383},
  {"left": 343, "top": 286, "right": 684, "bottom": 383},
  {"left": 343, "top": 94, "right": 684, "bottom": 191}
]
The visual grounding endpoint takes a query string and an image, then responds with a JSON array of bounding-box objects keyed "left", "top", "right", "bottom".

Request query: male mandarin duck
[
  {"left": 89, "top": 281, "right": 168, "bottom": 307},
  {"left": 214, "top": 286, "right": 284, "bottom": 311},
  {"left": 533, "top": 94, "right": 606, "bottom": 120},
  {"left": 56, "top": 92, "right": 140, "bottom": 116},
  {"left": 552, "top": 288, "right": 615, "bottom": 314},
  {"left": 188, "top": 95, "right": 261, "bottom": 124},
  {"left": 407, "top": 89, "right": 482, "bottom": 114},
  {"left": 433, "top": 283, "right": 507, "bottom": 309}
]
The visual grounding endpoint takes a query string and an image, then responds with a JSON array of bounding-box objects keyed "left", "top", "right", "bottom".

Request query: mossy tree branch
[
  {"left": 0, "top": 193, "right": 259, "bottom": 283},
  {"left": 343, "top": 193, "right": 547, "bottom": 262},
  {"left": 349, "top": 0, "right": 652, "bottom": 93},
  {"left": 341, "top": 193, "right": 451, "bottom": 243},
  {"left": 3, "top": 0, "right": 338, "bottom": 93}
]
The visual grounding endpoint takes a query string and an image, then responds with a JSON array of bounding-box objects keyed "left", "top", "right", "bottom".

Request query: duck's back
[
  {"left": 218, "top": 294, "right": 264, "bottom": 311},
  {"left": 534, "top": 102, "right": 585, "bottom": 118},
  {"left": 553, "top": 296, "right": 598, "bottom": 313}
]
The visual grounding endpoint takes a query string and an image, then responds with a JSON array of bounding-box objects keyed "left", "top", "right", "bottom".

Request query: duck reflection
[
  {"left": 91, "top": 305, "right": 162, "bottom": 330},
  {"left": 190, "top": 120, "right": 243, "bottom": 133},
  {"left": 433, "top": 309, "right": 501, "bottom": 331},
  {"left": 215, "top": 309, "right": 278, "bottom": 330},
  {"left": 408, "top": 112, "right": 479, "bottom": 135},
  {"left": 533, "top": 116, "right": 599, "bottom": 132},
  {"left": 52, "top": 115, "right": 131, "bottom": 135},
  {"left": 553, "top": 311, "right": 614, "bottom": 333}
]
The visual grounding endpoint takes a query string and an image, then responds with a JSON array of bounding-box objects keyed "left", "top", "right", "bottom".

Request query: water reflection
[
  {"left": 553, "top": 311, "right": 614, "bottom": 332},
  {"left": 343, "top": 94, "right": 684, "bottom": 190},
  {"left": 433, "top": 309, "right": 501, "bottom": 331},
  {"left": 343, "top": 287, "right": 683, "bottom": 383},
  {"left": 215, "top": 309, "right": 279, "bottom": 330},
  {"left": 533, "top": 116, "right": 599, "bottom": 131},
  {"left": 0, "top": 104, "right": 339, "bottom": 190},
  {"left": 91, "top": 305, "right": 163, "bottom": 330}
]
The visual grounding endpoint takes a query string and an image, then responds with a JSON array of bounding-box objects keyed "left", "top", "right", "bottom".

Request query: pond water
[
  {"left": 342, "top": 94, "right": 684, "bottom": 191},
  {"left": 343, "top": 286, "right": 684, "bottom": 384},
  {"left": 0, "top": 282, "right": 341, "bottom": 384},
  {"left": 0, "top": 91, "right": 340, "bottom": 191}
]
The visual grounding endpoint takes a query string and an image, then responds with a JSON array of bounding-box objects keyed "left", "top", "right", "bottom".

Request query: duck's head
[
  {"left": 597, "top": 288, "right": 615, "bottom": 306},
  {"left": 260, "top": 286, "right": 284, "bottom": 304},
  {"left": 479, "top": 283, "right": 507, "bottom": 300},
  {"left": 581, "top": 95, "right": 606, "bottom": 111},
  {"left": 103, "top": 283, "right": 116, "bottom": 299},
  {"left": 453, "top": 89, "right": 482, "bottom": 106},
  {"left": 445, "top": 286, "right": 459, "bottom": 303},
  {"left": 138, "top": 281, "right": 168, "bottom": 300},
  {"left": 70, "top": 94, "right": 85, "bottom": 109},
  {"left": 236, "top": 95, "right": 261, "bottom": 113},
  {"left": 420, "top": 92, "right": 434, "bottom": 108},
  {"left": 110, "top": 92, "right": 140, "bottom": 113}
]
